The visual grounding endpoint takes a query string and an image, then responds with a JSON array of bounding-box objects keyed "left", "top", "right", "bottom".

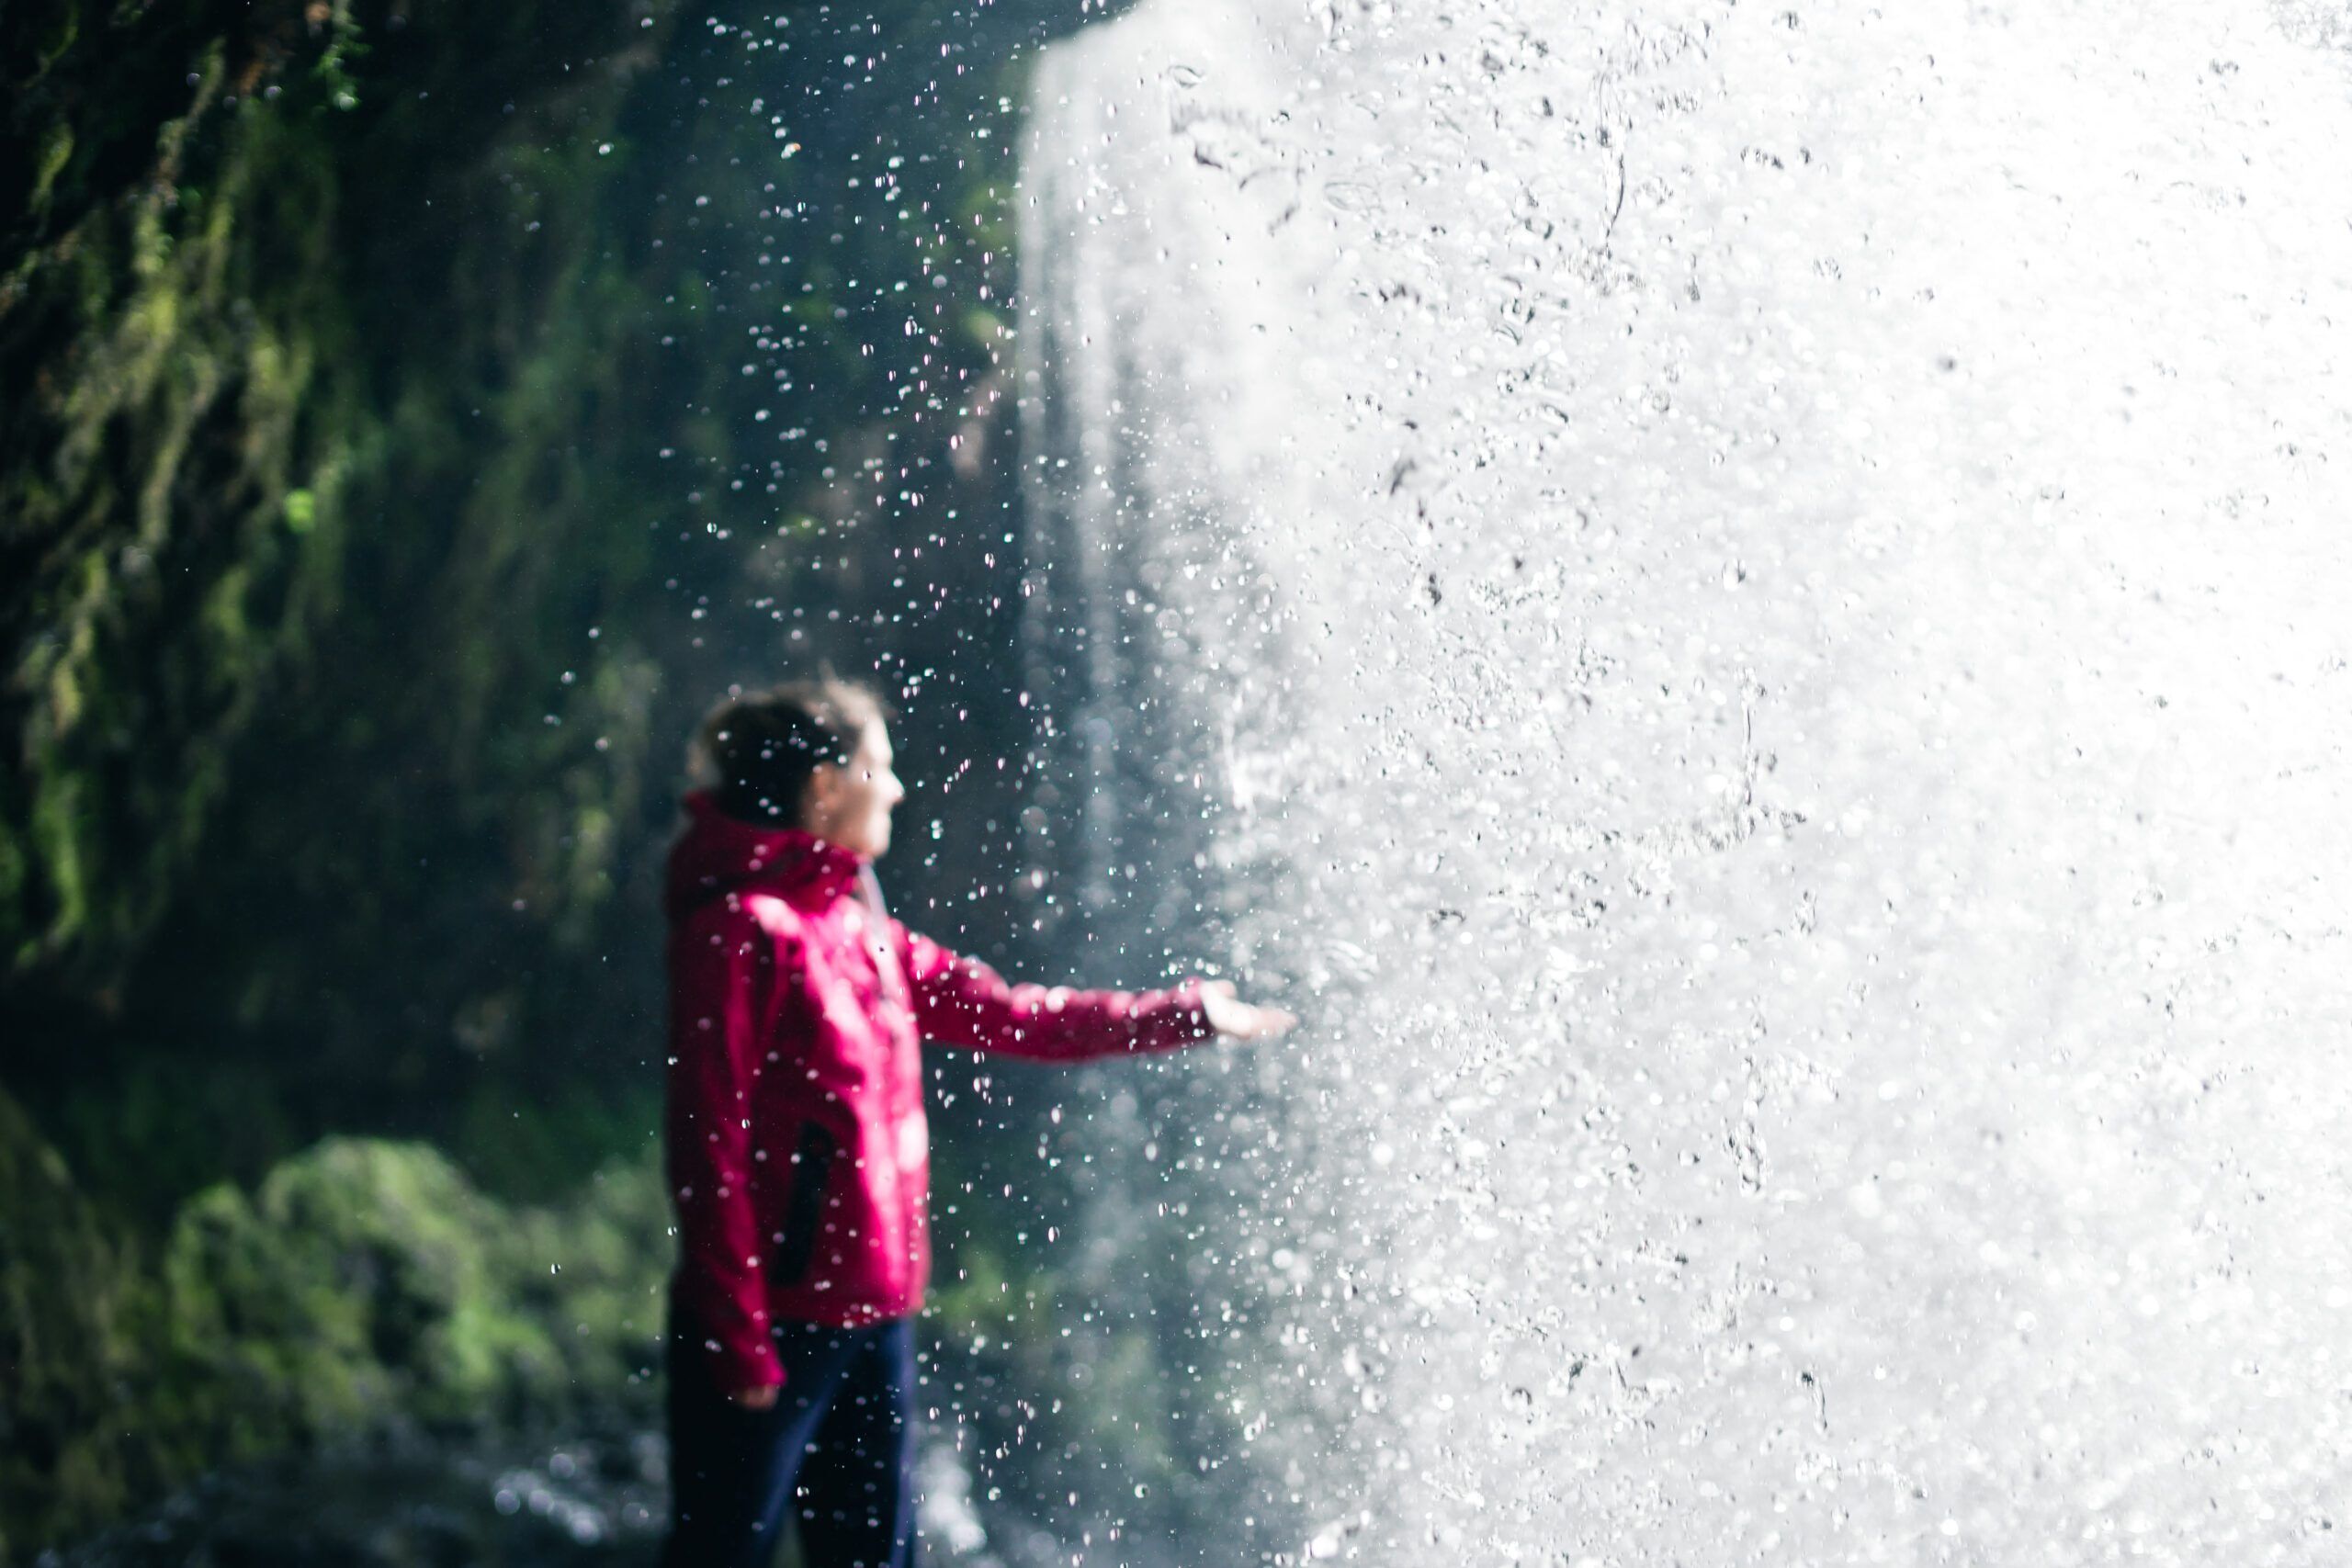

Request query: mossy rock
[
  {"left": 159, "top": 1137, "right": 569, "bottom": 1449},
  {"left": 0, "top": 1086, "right": 141, "bottom": 1559},
  {"left": 499, "top": 1152, "right": 671, "bottom": 1418}
]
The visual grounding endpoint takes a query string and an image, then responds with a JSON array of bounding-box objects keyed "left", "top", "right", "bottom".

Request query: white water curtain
[{"left": 1022, "top": 3, "right": 2352, "bottom": 1562}]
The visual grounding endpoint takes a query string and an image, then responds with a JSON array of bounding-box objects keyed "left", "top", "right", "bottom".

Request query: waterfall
[{"left": 1021, "top": 1, "right": 2352, "bottom": 1562}]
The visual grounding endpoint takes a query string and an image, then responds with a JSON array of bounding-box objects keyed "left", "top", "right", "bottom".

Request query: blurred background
[{"left": 2, "top": 2, "right": 1192, "bottom": 1561}]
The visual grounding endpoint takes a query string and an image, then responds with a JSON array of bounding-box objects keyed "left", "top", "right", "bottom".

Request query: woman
[{"left": 660, "top": 677, "right": 1295, "bottom": 1568}]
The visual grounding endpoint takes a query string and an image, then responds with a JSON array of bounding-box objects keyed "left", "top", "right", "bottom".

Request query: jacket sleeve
[
  {"left": 665, "top": 907, "right": 786, "bottom": 1393},
  {"left": 893, "top": 922, "right": 1216, "bottom": 1061}
]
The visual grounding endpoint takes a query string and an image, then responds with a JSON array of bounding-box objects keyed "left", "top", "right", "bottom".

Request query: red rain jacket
[{"left": 664, "top": 791, "right": 1216, "bottom": 1392}]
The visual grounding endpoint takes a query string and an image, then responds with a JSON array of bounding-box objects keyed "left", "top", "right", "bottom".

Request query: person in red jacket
[{"left": 659, "top": 676, "right": 1294, "bottom": 1568}]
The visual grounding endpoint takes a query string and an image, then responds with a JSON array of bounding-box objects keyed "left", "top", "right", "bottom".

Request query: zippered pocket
[{"left": 768, "top": 1121, "right": 838, "bottom": 1287}]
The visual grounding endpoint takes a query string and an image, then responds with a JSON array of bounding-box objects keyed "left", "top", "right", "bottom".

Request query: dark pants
[{"left": 659, "top": 1314, "right": 920, "bottom": 1568}]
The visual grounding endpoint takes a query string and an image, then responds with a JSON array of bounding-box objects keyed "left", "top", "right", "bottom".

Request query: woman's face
[{"left": 803, "top": 721, "right": 904, "bottom": 859}]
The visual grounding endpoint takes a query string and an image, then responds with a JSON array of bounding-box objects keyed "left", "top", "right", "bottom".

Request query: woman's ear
[{"left": 797, "top": 763, "right": 834, "bottom": 831}]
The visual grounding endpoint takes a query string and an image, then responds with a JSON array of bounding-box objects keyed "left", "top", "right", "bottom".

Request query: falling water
[{"left": 1020, "top": 1, "right": 2352, "bottom": 1563}]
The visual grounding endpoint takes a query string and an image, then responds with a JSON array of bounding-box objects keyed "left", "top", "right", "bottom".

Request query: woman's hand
[
  {"left": 1199, "top": 979, "right": 1297, "bottom": 1042},
  {"left": 729, "top": 1382, "right": 782, "bottom": 1410}
]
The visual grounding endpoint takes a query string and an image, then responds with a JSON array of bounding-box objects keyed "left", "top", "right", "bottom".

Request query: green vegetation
[
  {"left": 0, "top": 1086, "right": 667, "bottom": 1558},
  {"left": 1, "top": 0, "right": 1121, "bottom": 1554}
]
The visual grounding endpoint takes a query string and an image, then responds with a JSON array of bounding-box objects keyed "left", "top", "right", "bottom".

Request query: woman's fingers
[
  {"left": 1242, "top": 1002, "right": 1298, "bottom": 1039},
  {"left": 1199, "top": 979, "right": 1297, "bottom": 1041}
]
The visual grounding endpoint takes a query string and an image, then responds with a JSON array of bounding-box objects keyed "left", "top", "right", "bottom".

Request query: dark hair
[{"left": 697, "top": 675, "right": 890, "bottom": 826}]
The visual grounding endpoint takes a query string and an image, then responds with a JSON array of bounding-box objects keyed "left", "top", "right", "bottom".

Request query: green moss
[
  {"left": 3, "top": 0, "right": 1095, "bottom": 1548},
  {"left": 30, "top": 121, "right": 73, "bottom": 213},
  {"left": 25, "top": 761, "right": 85, "bottom": 954},
  {"left": 0, "top": 1088, "right": 140, "bottom": 1554},
  {"left": 0, "top": 1091, "right": 671, "bottom": 1559},
  {"left": 164, "top": 1140, "right": 523, "bottom": 1442},
  {"left": 5, "top": 0, "right": 1047, "bottom": 996}
]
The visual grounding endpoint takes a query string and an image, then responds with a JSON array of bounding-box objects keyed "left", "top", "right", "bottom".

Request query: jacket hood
[{"left": 666, "top": 790, "right": 866, "bottom": 919}]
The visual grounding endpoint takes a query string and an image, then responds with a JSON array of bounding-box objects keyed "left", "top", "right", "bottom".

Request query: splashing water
[{"left": 1021, "top": 0, "right": 2352, "bottom": 1563}]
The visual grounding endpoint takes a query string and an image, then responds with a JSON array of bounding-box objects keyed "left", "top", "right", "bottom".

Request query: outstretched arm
[{"left": 893, "top": 924, "right": 1293, "bottom": 1059}]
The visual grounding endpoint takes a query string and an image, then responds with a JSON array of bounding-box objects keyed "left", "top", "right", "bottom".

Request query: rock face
[
  {"left": 2, "top": 0, "right": 1116, "bottom": 1551},
  {"left": 3, "top": 0, "right": 1106, "bottom": 1142}
]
